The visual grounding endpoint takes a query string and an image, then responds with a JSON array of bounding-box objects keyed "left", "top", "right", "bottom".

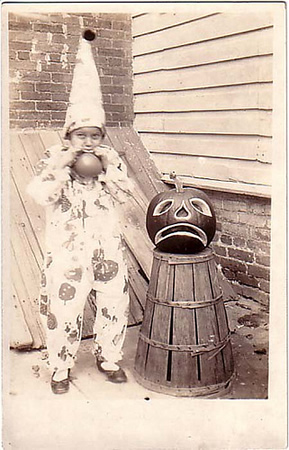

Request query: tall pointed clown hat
[{"left": 64, "top": 30, "right": 105, "bottom": 138}]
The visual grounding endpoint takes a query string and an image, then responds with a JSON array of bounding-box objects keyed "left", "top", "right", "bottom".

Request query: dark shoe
[
  {"left": 96, "top": 359, "right": 127, "bottom": 383},
  {"left": 51, "top": 370, "right": 70, "bottom": 394}
]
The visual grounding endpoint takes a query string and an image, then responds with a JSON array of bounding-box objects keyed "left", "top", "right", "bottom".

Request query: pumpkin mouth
[{"left": 154, "top": 223, "right": 208, "bottom": 247}]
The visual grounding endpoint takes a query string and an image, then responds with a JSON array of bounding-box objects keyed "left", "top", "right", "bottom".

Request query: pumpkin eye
[
  {"left": 153, "top": 199, "right": 174, "bottom": 216},
  {"left": 189, "top": 198, "right": 212, "bottom": 217}
]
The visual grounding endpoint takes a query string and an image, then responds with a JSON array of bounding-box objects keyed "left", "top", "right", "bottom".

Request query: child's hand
[
  {"left": 98, "top": 154, "right": 108, "bottom": 172},
  {"left": 57, "top": 149, "right": 80, "bottom": 169},
  {"left": 93, "top": 149, "right": 109, "bottom": 172}
]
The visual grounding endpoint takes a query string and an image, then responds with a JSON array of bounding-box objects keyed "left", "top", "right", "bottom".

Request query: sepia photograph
[{"left": 2, "top": 2, "right": 287, "bottom": 449}]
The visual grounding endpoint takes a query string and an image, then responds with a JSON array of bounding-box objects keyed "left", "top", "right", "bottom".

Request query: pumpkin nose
[
  {"left": 174, "top": 201, "right": 191, "bottom": 219},
  {"left": 176, "top": 207, "right": 188, "bottom": 218}
]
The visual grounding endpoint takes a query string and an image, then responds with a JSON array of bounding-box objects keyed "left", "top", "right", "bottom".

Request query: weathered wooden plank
[
  {"left": 134, "top": 26, "right": 273, "bottom": 73},
  {"left": 18, "top": 131, "right": 47, "bottom": 168},
  {"left": 135, "top": 110, "right": 272, "bottom": 138},
  {"left": 151, "top": 153, "right": 272, "bottom": 187},
  {"left": 215, "top": 302, "right": 234, "bottom": 376},
  {"left": 132, "top": 12, "right": 219, "bottom": 37},
  {"left": 38, "top": 130, "right": 63, "bottom": 149},
  {"left": 106, "top": 127, "right": 166, "bottom": 201},
  {"left": 155, "top": 256, "right": 170, "bottom": 300},
  {"left": 10, "top": 132, "right": 46, "bottom": 348},
  {"left": 10, "top": 134, "right": 46, "bottom": 251},
  {"left": 139, "top": 296, "right": 155, "bottom": 338},
  {"left": 133, "top": 12, "right": 273, "bottom": 56},
  {"left": 11, "top": 241, "right": 45, "bottom": 349},
  {"left": 145, "top": 303, "right": 171, "bottom": 384},
  {"left": 126, "top": 247, "right": 148, "bottom": 310},
  {"left": 139, "top": 133, "right": 272, "bottom": 162},
  {"left": 144, "top": 259, "right": 171, "bottom": 384},
  {"left": 122, "top": 127, "right": 167, "bottom": 198},
  {"left": 10, "top": 287, "right": 33, "bottom": 349},
  {"left": 128, "top": 288, "right": 144, "bottom": 325},
  {"left": 104, "top": 128, "right": 136, "bottom": 180},
  {"left": 147, "top": 255, "right": 161, "bottom": 298},
  {"left": 134, "top": 55, "right": 273, "bottom": 93},
  {"left": 193, "top": 261, "right": 222, "bottom": 385},
  {"left": 11, "top": 176, "right": 44, "bottom": 269},
  {"left": 101, "top": 128, "right": 152, "bottom": 217},
  {"left": 172, "top": 264, "right": 199, "bottom": 387},
  {"left": 126, "top": 247, "right": 147, "bottom": 325},
  {"left": 208, "top": 258, "right": 222, "bottom": 299},
  {"left": 10, "top": 216, "right": 41, "bottom": 307},
  {"left": 117, "top": 191, "right": 154, "bottom": 279},
  {"left": 135, "top": 297, "right": 155, "bottom": 377},
  {"left": 134, "top": 83, "right": 273, "bottom": 112},
  {"left": 134, "top": 338, "right": 149, "bottom": 378}
]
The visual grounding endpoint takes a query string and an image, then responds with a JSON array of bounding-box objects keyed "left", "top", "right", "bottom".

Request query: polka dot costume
[{"left": 27, "top": 143, "right": 132, "bottom": 373}]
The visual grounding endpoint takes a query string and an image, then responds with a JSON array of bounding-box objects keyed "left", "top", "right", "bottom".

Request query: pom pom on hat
[
  {"left": 64, "top": 30, "right": 105, "bottom": 138},
  {"left": 83, "top": 29, "right": 96, "bottom": 41}
]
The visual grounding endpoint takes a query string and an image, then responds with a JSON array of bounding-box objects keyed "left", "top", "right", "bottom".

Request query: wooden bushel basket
[{"left": 134, "top": 248, "right": 234, "bottom": 397}]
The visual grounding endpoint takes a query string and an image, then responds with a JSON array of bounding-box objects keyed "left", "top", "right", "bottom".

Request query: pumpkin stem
[{"left": 170, "top": 172, "right": 184, "bottom": 193}]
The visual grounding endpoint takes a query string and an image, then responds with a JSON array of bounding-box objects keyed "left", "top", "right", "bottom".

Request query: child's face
[{"left": 69, "top": 127, "right": 103, "bottom": 151}]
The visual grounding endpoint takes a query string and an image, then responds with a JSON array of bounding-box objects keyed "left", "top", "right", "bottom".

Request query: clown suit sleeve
[
  {"left": 98, "top": 146, "right": 134, "bottom": 203},
  {"left": 27, "top": 145, "right": 73, "bottom": 206}
]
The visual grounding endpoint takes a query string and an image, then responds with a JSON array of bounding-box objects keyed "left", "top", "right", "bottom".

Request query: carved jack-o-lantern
[{"left": 146, "top": 177, "right": 216, "bottom": 254}]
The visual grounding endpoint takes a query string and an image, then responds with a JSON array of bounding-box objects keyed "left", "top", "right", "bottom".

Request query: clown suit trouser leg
[
  {"left": 91, "top": 234, "right": 129, "bottom": 365},
  {"left": 39, "top": 233, "right": 129, "bottom": 374}
]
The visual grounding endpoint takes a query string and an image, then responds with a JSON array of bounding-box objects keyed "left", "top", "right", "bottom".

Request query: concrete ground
[{"left": 4, "top": 297, "right": 269, "bottom": 449}]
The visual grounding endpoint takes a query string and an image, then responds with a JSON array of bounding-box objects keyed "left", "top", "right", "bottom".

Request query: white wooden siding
[
  {"left": 133, "top": 27, "right": 273, "bottom": 73},
  {"left": 134, "top": 84, "right": 272, "bottom": 112},
  {"left": 134, "top": 110, "right": 272, "bottom": 138},
  {"left": 132, "top": 11, "right": 274, "bottom": 197},
  {"left": 133, "top": 12, "right": 273, "bottom": 53},
  {"left": 150, "top": 154, "right": 272, "bottom": 186},
  {"left": 139, "top": 134, "right": 271, "bottom": 163}
]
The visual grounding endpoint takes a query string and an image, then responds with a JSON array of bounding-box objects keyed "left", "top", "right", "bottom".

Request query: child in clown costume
[{"left": 27, "top": 32, "right": 133, "bottom": 394}]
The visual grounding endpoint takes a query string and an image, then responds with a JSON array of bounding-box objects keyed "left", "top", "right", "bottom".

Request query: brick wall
[
  {"left": 207, "top": 190, "right": 271, "bottom": 307},
  {"left": 9, "top": 12, "right": 134, "bottom": 129}
]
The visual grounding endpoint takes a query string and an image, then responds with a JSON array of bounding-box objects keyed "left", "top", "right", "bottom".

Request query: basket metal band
[
  {"left": 153, "top": 248, "right": 214, "bottom": 265},
  {"left": 139, "top": 331, "right": 231, "bottom": 355},
  {"left": 146, "top": 292, "right": 223, "bottom": 309}
]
